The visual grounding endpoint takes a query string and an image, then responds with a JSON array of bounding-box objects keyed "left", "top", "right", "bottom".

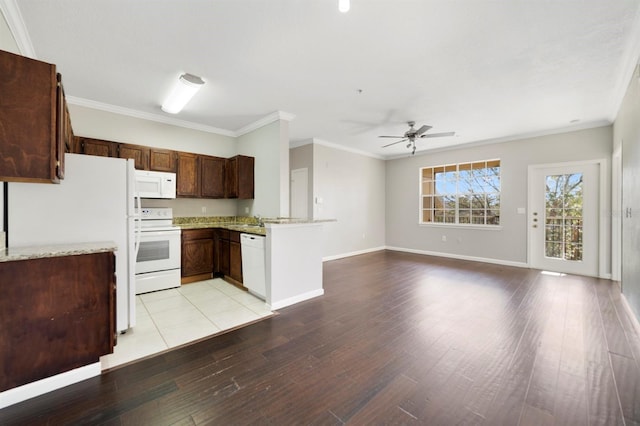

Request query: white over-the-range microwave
[{"left": 135, "top": 170, "right": 177, "bottom": 199}]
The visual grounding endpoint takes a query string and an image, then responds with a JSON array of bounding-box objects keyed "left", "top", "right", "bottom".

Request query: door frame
[{"left": 527, "top": 159, "right": 608, "bottom": 278}]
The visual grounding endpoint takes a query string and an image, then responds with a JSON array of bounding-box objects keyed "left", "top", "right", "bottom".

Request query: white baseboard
[
  {"left": 385, "top": 246, "right": 530, "bottom": 268},
  {"left": 269, "top": 289, "right": 324, "bottom": 310},
  {"left": 621, "top": 293, "right": 640, "bottom": 337},
  {"left": 323, "top": 246, "right": 386, "bottom": 262},
  {"left": 0, "top": 362, "right": 101, "bottom": 409}
]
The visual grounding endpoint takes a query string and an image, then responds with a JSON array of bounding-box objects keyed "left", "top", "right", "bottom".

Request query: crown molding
[
  {"left": 312, "top": 138, "right": 386, "bottom": 160},
  {"left": 67, "top": 97, "right": 298, "bottom": 138},
  {"left": 0, "top": 0, "right": 36, "bottom": 58},
  {"left": 67, "top": 96, "right": 237, "bottom": 137},
  {"left": 235, "top": 111, "right": 296, "bottom": 137}
]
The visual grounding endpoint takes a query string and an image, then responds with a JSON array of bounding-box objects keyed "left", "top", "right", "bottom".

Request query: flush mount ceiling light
[
  {"left": 161, "top": 73, "right": 205, "bottom": 114},
  {"left": 338, "top": 0, "right": 350, "bottom": 13}
]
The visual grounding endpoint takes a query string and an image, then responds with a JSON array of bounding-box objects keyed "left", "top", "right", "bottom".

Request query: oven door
[{"left": 135, "top": 230, "right": 181, "bottom": 274}]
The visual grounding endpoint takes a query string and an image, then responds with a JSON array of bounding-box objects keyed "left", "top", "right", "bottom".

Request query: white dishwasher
[{"left": 240, "top": 233, "right": 266, "bottom": 300}]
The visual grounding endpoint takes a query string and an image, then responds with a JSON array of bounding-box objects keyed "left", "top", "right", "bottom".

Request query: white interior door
[
  {"left": 290, "top": 168, "right": 308, "bottom": 219},
  {"left": 528, "top": 162, "right": 599, "bottom": 276}
]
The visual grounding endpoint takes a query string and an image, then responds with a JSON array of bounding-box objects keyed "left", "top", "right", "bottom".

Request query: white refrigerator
[{"left": 7, "top": 154, "right": 138, "bottom": 333}]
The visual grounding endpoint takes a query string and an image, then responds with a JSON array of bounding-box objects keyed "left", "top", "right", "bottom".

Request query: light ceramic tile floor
[{"left": 101, "top": 278, "right": 273, "bottom": 369}]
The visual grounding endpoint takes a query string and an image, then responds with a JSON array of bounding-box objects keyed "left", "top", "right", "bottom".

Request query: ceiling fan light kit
[
  {"left": 379, "top": 121, "right": 455, "bottom": 155},
  {"left": 161, "top": 73, "right": 205, "bottom": 114}
]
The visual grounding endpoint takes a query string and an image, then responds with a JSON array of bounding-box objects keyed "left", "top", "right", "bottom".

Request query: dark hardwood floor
[{"left": 2, "top": 250, "right": 640, "bottom": 425}]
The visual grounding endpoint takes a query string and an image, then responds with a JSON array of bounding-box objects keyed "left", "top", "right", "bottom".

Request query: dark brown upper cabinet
[
  {"left": 76, "top": 137, "right": 118, "bottom": 158},
  {"left": 117, "top": 143, "right": 149, "bottom": 170},
  {"left": 200, "top": 155, "right": 226, "bottom": 198},
  {"left": 149, "top": 148, "right": 177, "bottom": 172},
  {"left": 177, "top": 152, "right": 199, "bottom": 197},
  {"left": 0, "top": 50, "right": 71, "bottom": 183},
  {"left": 225, "top": 155, "right": 254, "bottom": 199}
]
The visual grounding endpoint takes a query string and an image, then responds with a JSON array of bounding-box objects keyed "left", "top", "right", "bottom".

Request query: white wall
[
  {"left": 311, "top": 142, "right": 386, "bottom": 258},
  {"left": 0, "top": 12, "right": 19, "bottom": 54},
  {"left": 386, "top": 126, "right": 612, "bottom": 270},
  {"left": 68, "top": 104, "right": 239, "bottom": 217},
  {"left": 237, "top": 120, "right": 290, "bottom": 218},
  {"left": 614, "top": 65, "right": 640, "bottom": 319}
]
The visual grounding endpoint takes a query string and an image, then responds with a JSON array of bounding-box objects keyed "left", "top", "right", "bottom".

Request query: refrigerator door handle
[{"left": 134, "top": 190, "right": 142, "bottom": 259}]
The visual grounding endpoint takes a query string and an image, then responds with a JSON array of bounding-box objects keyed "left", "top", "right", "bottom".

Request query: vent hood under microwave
[{"left": 135, "top": 170, "right": 176, "bottom": 199}]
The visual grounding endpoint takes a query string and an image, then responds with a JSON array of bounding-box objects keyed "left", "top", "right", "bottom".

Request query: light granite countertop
[
  {"left": 174, "top": 216, "right": 335, "bottom": 236},
  {"left": 0, "top": 241, "right": 117, "bottom": 263}
]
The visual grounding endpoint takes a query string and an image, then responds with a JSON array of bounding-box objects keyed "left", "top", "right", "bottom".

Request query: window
[{"left": 420, "top": 159, "right": 500, "bottom": 226}]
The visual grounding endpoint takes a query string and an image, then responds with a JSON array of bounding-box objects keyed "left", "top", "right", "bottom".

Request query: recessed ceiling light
[
  {"left": 161, "top": 73, "right": 205, "bottom": 114},
  {"left": 338, "top": 0, "right": 350, "bottom": 13}
]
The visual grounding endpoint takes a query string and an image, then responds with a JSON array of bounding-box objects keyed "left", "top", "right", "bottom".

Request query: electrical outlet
[
  {"left": 441, "top": 235, "right": 447, "bottom": 242},
  {"left": 201, "top": 206, "right": 206, "bottom": 214},
  {"left": 244, "top": 206, "right": 249, "bottom": 214}
]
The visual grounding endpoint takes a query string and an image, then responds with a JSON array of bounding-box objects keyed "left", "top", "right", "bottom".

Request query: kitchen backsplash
[{"left": 141, "top": 198, "right": 238, "bottom": 217}]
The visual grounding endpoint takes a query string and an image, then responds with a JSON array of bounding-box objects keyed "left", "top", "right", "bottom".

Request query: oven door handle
[{"left": 140, "top": 230, "right": 181, "bottom": 238}]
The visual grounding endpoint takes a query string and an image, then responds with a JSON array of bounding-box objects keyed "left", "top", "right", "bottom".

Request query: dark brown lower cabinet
[
  {"left": 0, "top": 252, "right": 116, "bottom": 392},
  {"left": 181, "top": 229, "right": 214, "bottom": 284},
  {"left": 229, "top": 231, "right": 243, "bottom": 284}
]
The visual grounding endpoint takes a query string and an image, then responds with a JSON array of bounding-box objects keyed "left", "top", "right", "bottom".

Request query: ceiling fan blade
[
  {"left": 414, "top": 125, "right": 432, "bottom": 136},
  {"left": 378, "top": 135, "right": 405, "bottom": 138},
  {"left": 382, "top": 138, "right": 408, "bottom": 148},
  {"left": 422, "top": 131, "right": 456, "bottom": 138}
]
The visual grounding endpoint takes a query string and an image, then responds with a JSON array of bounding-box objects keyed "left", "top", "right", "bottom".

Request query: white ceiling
[{"left": 5, "top": 0, "right": 640, "bottom": 158}]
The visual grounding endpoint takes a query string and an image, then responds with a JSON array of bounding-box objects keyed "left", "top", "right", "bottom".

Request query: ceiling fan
[{"left": 379, "top": 121, "right": 455, "bottom": 155}]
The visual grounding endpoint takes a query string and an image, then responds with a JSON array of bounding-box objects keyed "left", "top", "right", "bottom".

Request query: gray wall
[
  {"left": 290, "top": 143, "right": 314, "bottom": 219},
  {"left": 614, "top": 66, "right": 640, "bottom": 319},
  {"left": 386, "top": 126, "right": 612, "bottom": 269},
  {"left": 312, "top": 143, "right": 386, "bottom": 258}
]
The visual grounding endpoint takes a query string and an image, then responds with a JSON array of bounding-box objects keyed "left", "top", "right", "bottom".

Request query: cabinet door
[
  {"left": 225, "top": 157, "right": 238, "bottom": 198},
  {"left": 118, "top": 144, "right": 149, "bottom": 170},
  {"left": 201, "top": 156, "right": 225, "bottom": 198},
  {"left": 0, "top": 252, "right": 115, "bottom": 392},
  {"left": 219, "top": 238, "right": 230, "bottom": 277},
  {"left": 79, "top": 137, "right": 117, "bottom": 157},
  {"left": 230, "top": 240, "right": 243, "bottom": 283},
  {"left": 225, "top": 156, "right": 255, "bottom": 199},
  {"left": 182, "top": 239, "right": 214, "bottom": 276},
  {"left": 237, "top": 155, "right": 255, "bottom": 199},
  {"left": 0, "top": 50, "right": 59, "bottom": 183},
  {"left": 177, "top": 152, "right": 199, "bottom": 197},
  {"left": 150, "top": 149, "right": 177, "bottom": 172}
]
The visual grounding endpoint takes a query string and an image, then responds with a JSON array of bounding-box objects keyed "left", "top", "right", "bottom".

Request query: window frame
[{"left": 418, "top": 159, "right": 502, "bottom": 229}]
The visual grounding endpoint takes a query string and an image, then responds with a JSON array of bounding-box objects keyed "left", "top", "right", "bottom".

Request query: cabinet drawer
[
  {"left": 229, "top": 231, "right": 241, "bottom": 243},
  {"left": 181, "top": 228, "right": 214, "bottom": 241}
]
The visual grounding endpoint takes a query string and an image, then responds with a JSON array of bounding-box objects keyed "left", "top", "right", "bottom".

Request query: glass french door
[{"left": 529, "top": 162, "right": 599, "bottom": 276}]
